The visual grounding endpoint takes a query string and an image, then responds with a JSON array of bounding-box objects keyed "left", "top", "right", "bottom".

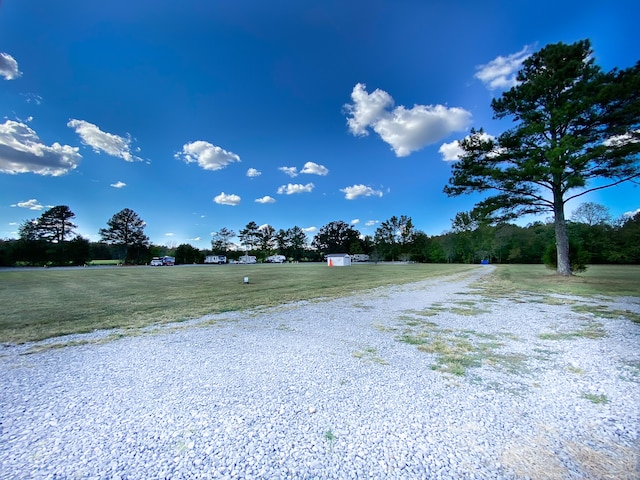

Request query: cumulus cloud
[
  {"left": 165, "top": 233, "right": 174, "bottom": 237},
  {"left": 438, "top": 140, "right": 465, "bottom": 161},
  {"left": 255, "top": 195, "right": 276, "bottom": 204},
  {"left": 365, "top": 220, "right": 380, "bottom": 227},
  {"left": 110, "top": 181, "right": 126, "bottom": 188},
  {"left": 214, "top": 192, "right": 241, "bottom": 206},
  {"left": 0, "top": 53, "right": 21, "bottom": 80},
  {"left": 302, "top": 226, "right": 317, "bottom": 233},
  {"left": 277, "top": 183, "right": 314, "bottom": 195},
  {"left": 340, "top": 184, "right": 383, "bottom": 200},
  {"left": 67, "top": 119, "right": 142, "bottom": 162},
  {"left": 0, "top": 120, "right": 81, "bottom": 176},
  {"left": 344, "top": 83, "right": 471, "bottom": 157},
  {"left": 279, "top": 166, "right": 298, "bottom": 177},
  {"left": 351, "top": 219, "right": 360, "bottom": 225},
  {"left": 475, "top": 46, "right": 532, "bottom": 90},
  {"left": 300, "top": 161, "right": 329, "bottom": 176},
  {"left": 11, "top": 199, "right": 45, "bottom": 210},
  {"left": 439, "top": 132, "right": 498, "bottom": 161},
  {"left": 247, "top": 168, "right": 262, "bottom": 177},
  {"left": 176, "top": 140, "right": 240, "bottom": 171}
]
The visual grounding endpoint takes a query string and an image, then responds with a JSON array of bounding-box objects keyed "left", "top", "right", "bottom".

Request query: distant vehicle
[
  {"left": 205, "top": 255, "right": 227, "bottom": 264},
  {"left": 351, "top": 254, "right": 369, "bottom": 262},
  {"left": 150, "top": 256, "right": 175, "bottom": 266},
  {"left": 266, "top": 255, "right": 286, "bottom": 263},
  {"left": 238, "top": 255, "right": 257, "bottom": 264}
]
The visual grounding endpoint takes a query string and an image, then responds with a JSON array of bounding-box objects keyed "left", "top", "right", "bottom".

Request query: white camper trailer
[{"left": 205, "top": 255, "right": 227, "bottom": 264}]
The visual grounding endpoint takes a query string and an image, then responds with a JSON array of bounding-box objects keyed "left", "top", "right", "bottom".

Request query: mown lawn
[
  {"left": 484, "top": 264, "right": 640, "bottom": 297},
  {"left": 0, "top": 263, "right": 475, "bottom": 343}
]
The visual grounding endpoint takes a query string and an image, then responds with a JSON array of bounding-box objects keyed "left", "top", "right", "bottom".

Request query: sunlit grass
[
  {"left": 475, "top": 264, "right": 640, "bottom": 298},
  {"left": 0, "top": 263, "right": 476, "bottom": 343}
]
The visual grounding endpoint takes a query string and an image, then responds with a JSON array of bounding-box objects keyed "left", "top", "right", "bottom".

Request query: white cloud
[
  {"left": 365, "top": 220, "right": 379, "bottom": 227},
  {"left": 344, "top": 83, "right": 471, "bottom": 157},
  {"left": 214, "top": 192, "right": 241, "bottom": 206},
  {"left": 279, "top": 166, "right": 298, "bottom": 177},
  {"left": 438, "top": 132, "right": 498, "bottom": 161},
  {"left": 475, "top": 46, "right": 532, "bottom": 90},
  {"left": 624, "top": 208, "right": 640, "bottom": 218},
  {"left": 188, "top": 236, "right": 202, "bottom": 242},
  {"left": 246, "top": 167, "right": 262, "bottom": 177},
  {"left": 277, "top": 183, "right": 314, "bottom": 195},
  {"left": 300, "top": 161, "right": 329, "bottom": 176},
  {"left": 176, "top": 140, "right": 240, "bottom": 171},
  {"left": 165, "top": 233, "right": 174, "bottom": 236},
  {"left": 604, "top": 129, "right": 640, "bottom": 147},
  {"left": 255, "top": 195, "right": 276, "bottom": 204},
  {"left": 0, "top": 120, "right": 81, "bottom": 176},
  {"left": 340, "top": 184, "right": 383, "bottom": 200},
  {"left": 351, "top": 219, "right": 360, "bottom": 225},
  {"left": 67, "top": 119, "right": 142, "bottom": 162},
  {"left": 438, "top": 140, "right": 464, "bottom": 161},
  {"left": 0, "top": 53, "right": 21, "bottom": 80},
  {"left": 110, "top": 181, "right": 126, "bottom": 188},
  {"left": 302, "top": 226, "right": 317, "bottom": 233},
  {"left": 11, "top": 199, "right": 45, "bottom": 210}
]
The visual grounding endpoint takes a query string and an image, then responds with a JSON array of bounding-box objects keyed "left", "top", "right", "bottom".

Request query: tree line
[{"left": 1, "top": 202, "right": 638, "bottom": 267}]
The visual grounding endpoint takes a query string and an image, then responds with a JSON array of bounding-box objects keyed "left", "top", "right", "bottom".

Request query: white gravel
[{"left": 1, "top": 266, "right": 639, "bottom": 479}]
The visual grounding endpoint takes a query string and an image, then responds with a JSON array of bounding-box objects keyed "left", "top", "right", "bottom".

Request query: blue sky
[{"left": 1, "top": 0, "right": 638, "bottom": 249}]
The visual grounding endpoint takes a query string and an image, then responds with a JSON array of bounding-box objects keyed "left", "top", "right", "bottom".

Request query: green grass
[
  {"left": 538, "top": 322, "right": 607, "bottom": 341},
  {"left": 86, "top": 259, "right": 122, "bottom": 266},
  {"left": 581, "top": 392, "right": 609, "bottom": 405},
  {"left": 352, "top": 346, "right": 388, "bottom": 365},
  {"left": 396, "top": 319, "right": 526, "bottom": 377},
  {"left": 475, "top": 264, "right": 640, "bottom": 298},
  {"left": 0, "top": 263, "right": 476, "bottom": 343}
]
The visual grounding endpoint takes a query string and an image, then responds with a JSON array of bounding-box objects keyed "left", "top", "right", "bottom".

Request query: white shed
[{"left": 326, "top": 253, "right": 351, "bottom": 267}]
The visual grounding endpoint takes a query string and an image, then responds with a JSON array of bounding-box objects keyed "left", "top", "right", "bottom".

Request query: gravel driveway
[{"left": 1, "top": 266, "right": 639, "bottom": 479}]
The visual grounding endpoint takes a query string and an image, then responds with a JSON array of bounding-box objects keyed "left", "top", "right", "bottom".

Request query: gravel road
[{"left": 1, "top": 266, "right": 639, "bottom": 479}]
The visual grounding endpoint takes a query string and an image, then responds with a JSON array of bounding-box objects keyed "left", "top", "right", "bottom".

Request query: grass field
[
  {"left": 0, "top": 263, "right": 476, "bottom": 344},
  {"left": 483, "top": 264, "right": 640, "bottom": 298},
  {"left": 1, "top": 263, "right": 638, "bottom": 344}
]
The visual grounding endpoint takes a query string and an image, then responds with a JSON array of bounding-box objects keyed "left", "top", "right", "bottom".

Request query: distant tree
[
  {"left": 239, "top": 221, "right": 260, "bottom": 252},
  {"left": 608, "top": 211, "right": 640, "bottom": 263},
  {"left": 257, "top": 224, "right": 276, "bottom": 257},
  {"left": 312, "top": 221, "right": 360, "bottom": 255},
  {"left": 276, "top": 226, "right": 307, "bottom": 261},
  {"left": 36, "top": 206, "right": 77, "bottom": 243},
  {"left": 211, "top": 227, "right": 236, "bottom": 253},
  {"left": 99, "top": 208, "right": 150, "bottom": 263},
  {"left": 374, "top": 215, "right": 416, "bottom": 261},
  {"left": 445, "top": 39, "right": 640, "bottom": 275},
  {"left": 450, "top": 210, "right": 493, "bottom": 263},
  {"left": 571, "top": 202, "right": 612, "bottom": 226},
  {"left": 18, "top": 219, "right": 39, "bottom": 241},
  {"left": 175, "top": 243, "right": 203, "bottom": 264},
  {"left": 67, "top": 235, "right": 91, "bottom": 265},
  {"left": 287, "top": 226, "right": 308, "bottom": 261}
]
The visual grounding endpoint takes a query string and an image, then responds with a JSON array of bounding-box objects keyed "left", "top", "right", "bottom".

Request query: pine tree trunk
[{"left": 554, "top": 202, "right": 572, "bottom": 276}]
